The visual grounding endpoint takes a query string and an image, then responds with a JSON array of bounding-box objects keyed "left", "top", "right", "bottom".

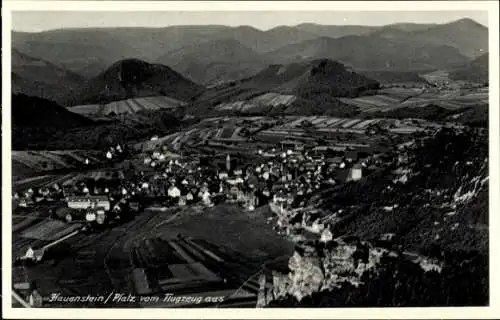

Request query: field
[
  {"left": 136, "top": 120, "right": 249, "bottom": 152},
  {"left": 339, "top": 86, "right": 488, "bottom": 113},
  {"left": 420, "top": 70, "right": 450, "bottom": 83},
  {"left": 12, "top": 150, "right": 103, "bottom": 179},
  {"left": 13, "top": 174, "right": 74, "bottom": 194},
  {"left": 69, "top": 96, "right": 186, "bottom": 118},
  {"left": 214, "top": 92, "right": 297, "bottom": 114},
  {"left": 21, "top": 219, "right": 83, "bottom": 241},
  {"left": 135, "top": 114, "right": 434, "bottom": 155},
  {"left": 12, "top": 204, "right": 289, "bottom": 307},
  {"left": 399, "top": 90, "right": 489, "bottom": 110}
]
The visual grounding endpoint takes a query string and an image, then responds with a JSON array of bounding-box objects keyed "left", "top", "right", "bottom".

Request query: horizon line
[{"left": 11, "top": 17, "right": 487, "bottom": 33}]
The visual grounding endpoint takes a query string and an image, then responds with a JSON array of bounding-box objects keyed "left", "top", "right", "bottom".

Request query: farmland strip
[
  {"left": 127, "top": 99, "right": 144, "bottom": 112},
  {"left": 122, "top": 99, "right": 137, "bottom": 114},
  {"left": 38, "top": 152, "right": 69, "bottom": 168},
  {"left": 168, "top": 241, "right": 196, "bottom": 263}
]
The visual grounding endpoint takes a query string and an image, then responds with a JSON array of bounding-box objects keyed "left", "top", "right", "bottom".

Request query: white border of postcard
[{"left": 2, "top": 1, "right": 500, "bottom": 319}]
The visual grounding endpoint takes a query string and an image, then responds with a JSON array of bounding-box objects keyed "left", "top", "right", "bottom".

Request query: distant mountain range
[
  {"left": 157, "top": 38, "right": 268, "bottom": 85},
  {"left": 12, "top": 18, "right": 488, "bottom": 82},
  {"left": 11, "top": 18, "right": 488, "bottom": 112},
  {"left": 263, "top": 27, "right": 474, "bottom": 71}
]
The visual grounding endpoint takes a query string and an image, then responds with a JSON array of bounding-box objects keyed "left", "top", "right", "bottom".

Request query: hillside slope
[
  {"left": 12, "top": 94, "right": 93, "bottom": 128},
  {"left": 410, "top": 18, "right": 488, "bottom": 59},
  {"left": 157, "top": 39, "right": 268, "bottom": 85},
  {"left": 359, "top": 70, "right": 428, "bottom": 85},
  {"left": 315, "top": 127, "right": 488, "bottom": 253},
  {"left": 11, "top": 49, "right": 86, "bottom": 104},
  {"left": 65, "top": 59, "right": 205, "bottom": 106},
  {"left": 448, "top": 53, "right": 488, "bottom": 83}
]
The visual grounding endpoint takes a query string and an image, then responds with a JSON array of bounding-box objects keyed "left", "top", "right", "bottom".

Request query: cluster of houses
[
  {"left": 14, "top": 136, "right": 391, "bottom": 220},
  {"left": 127, "top": 140, "right": 382, "bottom": 212}
]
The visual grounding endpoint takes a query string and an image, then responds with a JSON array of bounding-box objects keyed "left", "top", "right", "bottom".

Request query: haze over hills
[
  {"left": 158, "top": 38, "right": 268, "bottom": 85},
  {"left": 12, "top": 18, "right": 488, "bottom": 80},
  {"left": 264, "top": 33, "right": 471, "bottom": 71},
  {"left": 294, "top": 22, "right": 437, "bottom": 37},
  {"left": 64, "top": 59, "right": 204, "bottom": 106},
  {"left": 355, "top": 18, "right": 487, "bottom": 59},
  {"left": 11, "top": 49, "right": 86, "bottom": 105},
  {"left": 409, "top": 18, "right": 488, "bottom": 59},
  {"left": 12, "top": 29, "right": 144, "bottom": 78}
]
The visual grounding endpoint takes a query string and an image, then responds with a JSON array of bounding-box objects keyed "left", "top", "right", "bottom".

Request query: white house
[
  {"left": 262, "top": 172, "right": 270, "bottom": 181},
  {"left": 218, "top": 172, "right": 229, "bottom": 180},
  {"left": 320, "top": 228, "right": 333, "bottom": 243},
  {"left": 347, "top": 166, "right": 363, "bottom": 182},
  {"left": 201, "top": 190, "right": 212, "bottom": 206},
  {"left": 168, "top": 186, "right": 181, "bottom": 198}
]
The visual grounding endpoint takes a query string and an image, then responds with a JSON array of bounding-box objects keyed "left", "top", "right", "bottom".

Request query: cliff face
[
  {"left": 286, "top": 250, "right": 325, "bottom": 301},
  {"left": 269, "top": 239, "right": 442, "bottom": 303}
]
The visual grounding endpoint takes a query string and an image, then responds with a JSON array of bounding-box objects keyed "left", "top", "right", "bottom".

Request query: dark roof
[{"left": 333, "top": 169, "right": 350, "bottom": 182}]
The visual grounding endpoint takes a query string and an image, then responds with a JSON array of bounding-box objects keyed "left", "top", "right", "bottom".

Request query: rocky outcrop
[
  {"left": 266, "top": 238, "right": 444, "bottom": 305},
  {"left": 269, "top": 239, "right": 387, "bottom": 302}
]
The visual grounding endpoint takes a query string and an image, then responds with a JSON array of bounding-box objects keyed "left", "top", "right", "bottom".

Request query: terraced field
[
  {"left": 13, "top": 174, "right": 75, "bottom": 193},
  {"left": 137, "top": 125, "right": 246, "bottom": 152},
  {"left": 69, "top": 96, "right": 186, "bottom": 118},
  {"left": 339, "top": 86, "right": 487, "bottom": 113},
  {"left": 215, "top": 92, "right": 297, "bottom": 114},
  {"left": 400, "top": 91, "right": 489, "bottom": 110},
  {"left": 420, "top": 70, "right": 450, "bottom": 83}
]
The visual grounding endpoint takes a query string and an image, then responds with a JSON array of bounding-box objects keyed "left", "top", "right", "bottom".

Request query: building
[
  {"left": 218, "top": 171, "right": 229, "bottom": 180},
  {"left": 178, "top": 196, "right": 187, "bottom": 206},
  {"left": 167, "top": 186, "right": 181, "bottom": 198},
  {"left": 347, "top": 165, "right": 363, "bottom": 182},
  {"left": 201, "top": 190, "right": 212, "bottom": 206},
  {"left": 226, "top": 154, "right": 231, "bottom": 172},
  {"left": 67, "top": 196, "right": 110, "bottom": 211}
]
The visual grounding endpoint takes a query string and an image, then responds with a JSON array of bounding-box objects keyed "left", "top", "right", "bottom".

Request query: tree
[{"left": 301, "top": 119, "right": 313, "bottom": 128}]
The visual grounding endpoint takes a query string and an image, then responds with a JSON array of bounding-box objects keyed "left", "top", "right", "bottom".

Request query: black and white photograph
[{"left": 2, "top": 1, "right": 499, "bottom": 318}]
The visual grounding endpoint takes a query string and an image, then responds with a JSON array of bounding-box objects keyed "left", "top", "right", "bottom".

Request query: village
[
  {"left": 11, "top": 111, "right": 478, "bottom": 308},
  {"left": 13, "top": 128, "right": 388, "bottom": 238}
]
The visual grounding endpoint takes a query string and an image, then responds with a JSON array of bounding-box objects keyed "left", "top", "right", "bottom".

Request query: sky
[{"left": 12, "top": 11, "right": 488, "bottom": 32}]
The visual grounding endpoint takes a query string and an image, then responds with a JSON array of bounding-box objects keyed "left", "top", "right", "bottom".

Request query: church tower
[{"left": 226, "top": 154, "right": 231, "bottom": 172}]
